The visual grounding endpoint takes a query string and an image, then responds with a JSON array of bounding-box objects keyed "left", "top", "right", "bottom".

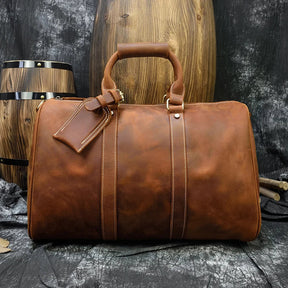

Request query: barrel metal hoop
[
  {"left": 0, "top": 92, "right": 76, "bottom": 100},
  {"left": 0, "top": 157, "right": 29, "bottom": 167},
  {"left": 3, "top": 61, "right": 73, "bottom": 71}
]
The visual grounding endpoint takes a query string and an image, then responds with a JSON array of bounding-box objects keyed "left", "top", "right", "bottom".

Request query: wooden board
[
  {"left": 0, "top": 100, "right": 40, "bottom": 188},
  {"left": 0, "top": 68, "right": 75, "bottom": 93},
  {"left": 0, "top": 62, "right": 77, "bottom": 188},
  {"left": 90, "top": 0, "right": 216, "bottom": 104}
]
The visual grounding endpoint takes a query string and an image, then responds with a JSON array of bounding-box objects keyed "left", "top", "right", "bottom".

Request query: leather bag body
[{"left": 28, "top": 43, "right": 261, "bottom": 241}]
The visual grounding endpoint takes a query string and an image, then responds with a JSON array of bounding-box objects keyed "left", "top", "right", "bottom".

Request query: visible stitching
[
  {"left": 116, "top": 108, "right": 120, "bottom": 242},
  {"left": 114, "top": 110, "right": 118, "bottom": 240},
  {"left": 80, "top": 109, "right": 108, "bottom": 144},
  {"left": 78, "top": 108, "right": 111, "bottom": 151},
  {"left": 169, "top": 114, "right": 175, "bottom": 240},
  {"left": 101, "top": 128, "right": 106, "bottom": 240},
  {"left": 181, "top": 114, "right": 188, "bottom": 239},
  {"left": 28, "top": 99, "right": 45, "bottom": 238},
  {"left": 246, "top": 106, "right": 261, "bottom": 239},
  {"left": 100, "top": 108, "right": 117, "bottom": 241},
  {"left": 54, "top": 102, "right": 85, "bottom": 134}
]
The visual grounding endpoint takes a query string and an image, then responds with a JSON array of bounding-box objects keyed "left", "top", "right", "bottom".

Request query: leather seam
[
  {"left": 101, "top": 128, "right": 105, "bottom": 240},
  {"left": 114, "top": 110, "right": 118, "bottom": 240},
  {"left": 78, "top": 108, "right": 110, "bottom": 152},
  {"left": 169, "top": 114, "right": 175, "bottom": 240},
  {"left": 54, "top": 102, "right": 85, "bottom": 134},
  {"left": 181, "top": 114, "right": 188, "bottom": 239},
  {"left": 28, "top": 100, "right": 45, "bottom": 238},
  {"left": 246, "top": 107, "right": 261, "bottom": 239}
]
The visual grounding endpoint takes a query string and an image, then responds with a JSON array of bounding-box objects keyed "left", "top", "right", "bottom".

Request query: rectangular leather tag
[{"left": 53, "top": 101, "right": 111, "bottom": 153}]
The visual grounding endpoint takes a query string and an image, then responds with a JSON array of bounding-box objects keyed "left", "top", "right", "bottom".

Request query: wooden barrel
[
  {"left": 90, "top": 0, "right": 216, "bottom": 104},
  {"left": 0, "top": 60, "right": 76, "bottom": 188}
]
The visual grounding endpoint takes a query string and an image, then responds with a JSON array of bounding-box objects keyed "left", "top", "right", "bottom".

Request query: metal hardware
[
  {"left": 36, "top": 100, "right": 45, "bottom": 111},
  {"left": 3, "top": 60, "right": 73, "bottom": 70},
  {"left": 55, "top": 96, "right": 61, "bottom": 100},
  {"left": 163, "top": 94, "right": 167, "bottom": 102},
  {"left": 116, "top": 89, "right": 125, "bottom": 102},
  {"left": 166, "top": 98, "right": 184, "bottom": 111},
  {"left": 40, "top": 95, "right": 45, "bottom": 99},
  {"left": 174, "top": 113, "right": 180, "bottom": 119},
  {"left": 0, "top": 92, "right": 74, "bottom": 100},
  {"left": 111, "top": 111, "right": 114, "bottom": 116},
  {"left": 0, "top": 157, "right": 29, "bottom": 166}
]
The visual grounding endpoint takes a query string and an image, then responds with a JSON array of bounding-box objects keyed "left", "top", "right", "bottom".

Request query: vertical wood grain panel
[
  {"left": 0, "top": 100, "right": 40, "bottom": 188},
  {"left": 0, "top": 68, "right": 76, "bottom": 93},
  {"left": 90, "top": 0, "right": 216, "bottom": 104}
]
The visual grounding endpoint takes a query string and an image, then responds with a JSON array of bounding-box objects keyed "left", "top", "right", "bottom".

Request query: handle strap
[
  {"left": 118, "top": 42, "right": 170, "bottom": 58},
  {"left": 84, "top": 90, "right": 123, "bottom": 112},
  {"left": 54, "top": 43, "right": 186, "bottom": 153},
  {"left": 101, "top": 43, "right": 185, "bottom": 110}
]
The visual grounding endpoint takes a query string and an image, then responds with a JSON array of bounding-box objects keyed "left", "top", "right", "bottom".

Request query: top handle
[
  {"left": 101, "top": 43, "right": 185, "bottom": 112},
  {"left": 117, "top": 43, "right": 170, "bottom": 59}
]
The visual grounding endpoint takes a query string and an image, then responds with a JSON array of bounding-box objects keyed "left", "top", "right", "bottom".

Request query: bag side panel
[
  {"left": 183, "top": 102, "right": 261, "bottom": 241},
  {"left": 28, "top": 99, "right": 103, "bottom": 240}
]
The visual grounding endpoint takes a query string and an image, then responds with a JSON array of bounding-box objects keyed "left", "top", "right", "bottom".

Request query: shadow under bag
[{"left": 27, "top": 43, "right": 261, "bottom": 241}]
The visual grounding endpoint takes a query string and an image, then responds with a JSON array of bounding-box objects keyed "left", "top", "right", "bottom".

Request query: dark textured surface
[
  {"left": 1, "top": 179, "right": 288, "bottom": 287},
  {"left": 214, "top": 0, "right": 288, "bottom": 175},
  {"left": 0, "top": 0, "right": 98, "bottom": 97}
]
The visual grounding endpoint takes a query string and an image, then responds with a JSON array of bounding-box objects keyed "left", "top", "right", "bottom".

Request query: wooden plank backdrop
[
  {"left": 90, "top": 0, "right": 216, "bottom": 104},
  {"left": 0, "top": 62, "right": 76, "bottom": 188},
  {"left": 0, "top": 68, "right": 75, "bottom": 93},
  {"left": 0, "top": 100, "right": 39, "bottom": 188}
]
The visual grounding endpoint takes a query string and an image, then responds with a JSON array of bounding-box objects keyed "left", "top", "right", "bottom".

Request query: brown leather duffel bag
[{"left": 27, "top": 43, "right": 261, "bottom": 241}]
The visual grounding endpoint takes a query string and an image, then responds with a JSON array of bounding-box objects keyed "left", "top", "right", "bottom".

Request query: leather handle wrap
[
  {"left": 117, "top": 43, "right": 170, "bottom": 59},
  {"left": 101, "top": 43, "right": 185, "bottom": 107}
]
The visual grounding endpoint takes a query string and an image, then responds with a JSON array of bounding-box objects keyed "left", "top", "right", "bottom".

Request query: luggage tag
[{"left": 53, "top": 90, "right": 123, "bottom": 153}]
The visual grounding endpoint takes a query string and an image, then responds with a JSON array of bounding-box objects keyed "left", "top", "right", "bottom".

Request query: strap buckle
[{"left": 166, "top": 98, "right": 184, "bottom": 112}]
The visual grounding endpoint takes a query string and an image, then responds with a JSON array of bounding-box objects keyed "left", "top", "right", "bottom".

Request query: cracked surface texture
[{"left": 214, "top": 0, "right": 288, "bottom": 175}]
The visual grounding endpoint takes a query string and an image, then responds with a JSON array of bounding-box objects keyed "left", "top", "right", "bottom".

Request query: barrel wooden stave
[
  {"left": 0, "top": 60, "right": 76, "bottom": 188},
  {"left": 0, "top": 68, "right": 75, "bottom": 93},
  {"left": 90, "top": 0, "right": 216, "bottom": 104},
  {"left": 0, "top": 100, "right": 40, "bottom": 187}
]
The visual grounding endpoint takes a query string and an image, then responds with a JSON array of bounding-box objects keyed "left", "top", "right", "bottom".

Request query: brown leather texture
[
  {"left": 102, "top": 43, "right": 184, "bottom": 104},
  {"left": 28, "top": 100, "right": 261, "bottom": 241},
  {"left": 117, "top": 43, "right": 170, "bottom": 59},
  {"left": 27, "top": 43, "right": 261, "bottom": 242}
]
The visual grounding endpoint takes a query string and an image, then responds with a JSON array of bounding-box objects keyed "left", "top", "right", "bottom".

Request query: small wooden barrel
[
  {"left": 90, "top": 0, "right": 216, "bottom": 104},
  {"left": 0, "top": 60, "right": 76, "bottom": 188}
]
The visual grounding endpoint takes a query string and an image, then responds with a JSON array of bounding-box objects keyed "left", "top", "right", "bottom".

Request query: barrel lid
[{"left": 2, "top": 60, "right": 73, "bottom": 70}]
